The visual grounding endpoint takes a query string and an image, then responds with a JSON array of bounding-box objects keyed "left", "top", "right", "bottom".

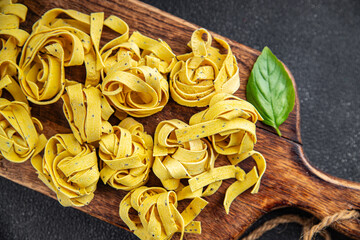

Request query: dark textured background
[{"left": 1, "top": 0, "right": 359, "bottom": 239}]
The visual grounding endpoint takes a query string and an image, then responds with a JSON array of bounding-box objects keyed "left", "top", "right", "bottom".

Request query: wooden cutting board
[{"left": 1, "top": 0, "right": 359, "bottom": 239}]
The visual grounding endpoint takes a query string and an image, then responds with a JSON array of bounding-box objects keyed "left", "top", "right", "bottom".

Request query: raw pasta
[
  {"left": 119, "top": 186, "right": 207, "bottom": 240},
  {"left": 62, "top": 83, "right": 114, "bottom": 144},
  {"left": 101, "top": 31, "right": 177, "bottom": 118},
  {"left": 0, "top": 98, "right": 46, "bottom": 163},
  {"left": 0, "top": 2, "right": 269, "bottom": 238},
  {"left": 102, "top": 65, "right": 169, "bottom": 118},
  {"left": 0, "top": 0, "right": 29, "bottom": 103},
  {"left": 170, "top": 28, "right": 240, "bottom": 107},
  {"left": 174, "top": 93, "right": 266, "bottom": 213},
  {"left": 31, "top": 133, "right": 100, "bottom": 207},
  {"left": 152, "top": 119, "right": 218, "bottom": 192},
  {"left": 19, "top": 8, "right": 128, "bottom": 104},
  {"left": 99, "top": 117, "right": 153, "bottom": 190}
]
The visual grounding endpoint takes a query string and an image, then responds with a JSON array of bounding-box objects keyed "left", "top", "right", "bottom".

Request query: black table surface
[{"left": 1, "top": 0, "right": 359, "bottom": 239}]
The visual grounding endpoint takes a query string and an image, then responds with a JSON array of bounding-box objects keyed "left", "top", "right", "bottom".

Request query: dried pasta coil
[
  {"left": 176, "top": 93, "right": 262, "bottom": 156},
  {"left": 0, "top": 98, "right": 46, "bottom": 163},
  {"left": 119, "top": 186, "right": 208, "bottom": 240},
  {"left": 101, "top": 31, "right": 176, "bottom": 77},
  {"left": 62, "top": 83, "right": 114, "bottom": 144},
  {"left": 0, "top": 0, "right": 29, "bottom": 64},
  {"left": 128, "top": 31, "right": 177, "bottom": 75},
  {"left": 152, "top": 119, "right": 218, "bottom": 191},
  {"left": 0, "top": 1, "right": 29, "bottom": 103},
  {"left": 101, "top": 65, "right": 169, "bottom": 118},
  {"left": 19, "top": 9, "right": 129, "bottom": 104},
  {"left": 31, "top": 133, "right": 100, "bottom": 207},
  {"left": 99, "top": 117, "right": 154, "bottom": 190},
  {"left": 169, "top": 28, "right": 240, "bottom": 107},
  {"left": 101, "top": 40, "right": 141, "bottom": 77},
  {"left": 173, "top": 93, "right": 266, "bottom": 213}
]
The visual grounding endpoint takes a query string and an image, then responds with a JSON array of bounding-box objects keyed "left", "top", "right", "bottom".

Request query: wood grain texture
[{"left": 0, "top": 0, "right": 359, "bottom": 239}]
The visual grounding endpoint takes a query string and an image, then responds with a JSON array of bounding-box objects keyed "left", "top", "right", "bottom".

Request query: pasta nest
[
  {"left": 0, "top": 99, "right": 46, "bottom": 163},
  {"left": 0, "top": 1, "right": 30, "bottom": 103},
  {"left": 31, "top": 133, "right": 100, "bottom": 207},
  {"left": 101, "top": 31, "right": 177, "bottom": 118},
  {"left": 176, "top": 93, "right": 262, "bottom": 158},
  {"left": 18, "top": 9, "right": 129, "bottom": 104},
  {"left": 173, "top": 93, "right": 266, "bottom": 213},
  {"left": 152, "top": 119, "right": 218, "bottom": 191},
  {"left": 169, "top": 28, "right": 240, "bottom": 107},
  {"left": 99, "top": 117, "right": 154, "bottom": 190},
  {"left": 62, "top": 83, "right": 114, "bottom": 144},
  {"left": 119, "top": 186, "right": 208, "bottom": 240},
  {"left": 0, "top": 0, "right": 29, "bottom": 64},
  {"left": 101, "top": 65, "right": 169, "bottom": 118},
  {"left": 101, "top": 31, "right": 176, "bottom": 77}
]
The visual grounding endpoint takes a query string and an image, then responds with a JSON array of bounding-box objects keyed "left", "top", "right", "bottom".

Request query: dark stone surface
[{"left": 1, "top": 0, "right": 359, "bottom": 239}]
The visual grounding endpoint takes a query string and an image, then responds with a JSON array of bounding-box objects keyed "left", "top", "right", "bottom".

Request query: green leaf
[{"left": 246, "top": 46, "right": 295, "bottom": 136}]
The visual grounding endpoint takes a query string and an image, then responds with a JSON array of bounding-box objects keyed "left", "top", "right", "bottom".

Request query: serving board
[{"left": 1, "top": 0, "right": 359, "bottom": 239}]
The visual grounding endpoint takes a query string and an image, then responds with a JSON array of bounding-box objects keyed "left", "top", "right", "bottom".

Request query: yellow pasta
[
  {"left": 99, "top": 117, "right": 154, "bottom": 190},
  {"left": 0, "top": 98, "right": 46, "bottom": 163},
  {"left": 101, "top": 31, "right": 176, "bottom": 78},
  {"left": 152, "top": 119, "right": 218, "bottom": 192},
  {"left": 19, "top": 8, "right": 129, "bottom": 104},
  {"left": 0, "top": 3, "right": 268, "bottom": 236},
  {"left": 101, "top": 65, "right": 169, "bottom": 118},
  {"left": 177, "top": 93, "right": 262, "bottom": 156},
  {"left": 172, "top": 93, "right": 266, "bottom": 213},
  {"left": 224, "top": 150, "right": 266, "bottom": 214},
  {"left": 170, "top": 28, "right": 240, "bottom": 107},
  {"left": 0, "top": 60, "right": 28, "bottom": 103},
  {"left": 62, "top": 83, "right": 114, "bottom": 144},
  {"left": 31, "top": 133, "right": 100, "bottom": 207},
  {"left": 101, "top": 31, "right": 177, "bottom": 118},
  {"left": 0, "top": 0, "right": 29, "bottom": 61},
  {"left": 0, "top": 0, "right": 29, "bottom": 103},
  {"left": 119, "top": 186, "right": 207, "bottom": 240}
]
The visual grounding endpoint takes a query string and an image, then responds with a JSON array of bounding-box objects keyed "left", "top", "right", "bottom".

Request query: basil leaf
[{"left": 246, "top": 46, "right": 295, "bottom": 136}]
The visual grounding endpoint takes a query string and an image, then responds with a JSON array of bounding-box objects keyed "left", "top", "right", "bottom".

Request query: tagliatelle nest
[
  {"left": 119, "top": 186, "right": 208, "bottom": 240},
  {"left": 101, "top": 31, "right": 177, "bottom": 118},
  {"left": 32, "top": 133, "right": 100, "bottom": 207},
  {"left": 0, "top": 99, "right": 46, "bottom": 163},
  {"left": 62, "top": 83, "right": 114, "bottom": 144},
  {"left": 99, "top": 117, "right": 154, "bottom": 190},
  {"left": 169, "top": 28, "right": 240, "bottom": 107},
  {"left": 152, "top": 119, "right": 218, "bottom": 192}
]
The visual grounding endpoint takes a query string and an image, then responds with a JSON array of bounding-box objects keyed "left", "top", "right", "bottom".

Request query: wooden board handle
[{"left": 268, "top": 144, "right": 360, "bottom": 239}]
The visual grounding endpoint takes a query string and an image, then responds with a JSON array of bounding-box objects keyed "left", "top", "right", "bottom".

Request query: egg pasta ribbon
[
  {"left": 0, "top": 0, "right": 29, "bottom": 103},
  {"left": 101, "top": 31, "right": 176, "bottom": 78},
  {"left": 176, "top": 93, "right": 262, "bottom": 156},
  {"left": 170, "top": 28, "right": 240, "bottom": 107},
  {"left": 19, "top": 8, "right": 129, "bottom": 104},
  {"left": 152, "top": 119, "right": 218, "bottom": 192},
  {"left": 0, "top": 0, "right": 29, "bottom": 63},
  {"left": 0, "top": 98, "right": 46, "bottom": 163},
  {"left": 62, "top": 83, "right": 114, "bottom": 144},
  {"left": 102, "top": 65, "right": 169, "bottom": 118},
  {"left": 100, "top": 31, "right": 177, "bottom": 118},
  {"left": 99, "top": 117, "right": 154, "bottom": 190},
  {"left": 170, "top": 93, "right": 266, "bottom": 212},
  {"left": 119, "top": 186, "right": 207, "bottom": 240},
  {"left": 0, "top": 60, "right": 28, "bottom": 103},
  {"left": 224, "top": 150, "right": 266, "bottom": 213},
  {"left": 31, "top": 133, "right": 100, "bottom": 207}
]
